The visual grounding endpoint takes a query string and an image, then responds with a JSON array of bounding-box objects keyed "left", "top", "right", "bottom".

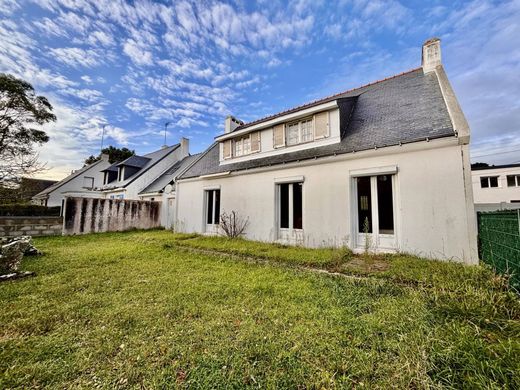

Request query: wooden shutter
[
  {"left": 250, "top": 131, "right": 261, "bottom": 152},
  {"left": 314, "top": 111, "right": 329, "bottom": 139},
  {"left": 222, "top": 140, "right": 232, "bottom": 159},
  {"left": 273, "top": 124, "right": 285, "bottom": 148}
]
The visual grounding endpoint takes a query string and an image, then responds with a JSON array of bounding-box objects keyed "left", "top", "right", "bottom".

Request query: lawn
[{"left": 1, "top": 230, "right": 519, "bottom": 389}]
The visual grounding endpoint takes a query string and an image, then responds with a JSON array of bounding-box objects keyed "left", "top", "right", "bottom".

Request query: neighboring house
[
  {"left": 0, "top": 177, "right": 57, "bottom": 204},
  {"left": 32, "top": 154, "right": 111, "bottom": 209},
  {"left": 472, "top": 164, "right": 520, "bottom": 206},
  {"left": 175, "top": 38, "right": 478, "bottom": 264},
  {"left": 138, "top": 153, "right": 201, "bottom": 228},
  {"left": 98, "top": 138, "right": 190, "bottom": 202}
]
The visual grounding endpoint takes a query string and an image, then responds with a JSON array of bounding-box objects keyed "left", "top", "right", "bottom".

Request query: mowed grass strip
[{"left": 0, "top": 230, "right": 518, "bottom": 389}]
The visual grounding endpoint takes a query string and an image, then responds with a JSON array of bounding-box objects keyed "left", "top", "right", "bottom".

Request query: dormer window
[
  {"left": 223, "top": 131, "right": 261, "bottom": 159},
  {"left": 286, "top": 117, "right": 314, "bottom": 146}
]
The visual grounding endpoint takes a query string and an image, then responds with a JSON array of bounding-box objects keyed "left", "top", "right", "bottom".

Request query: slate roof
[
  {"left": 33, "top": 158, "right": 109, "bottom": 199},
  {"left": 116, "top": 155, "right": 151, "bottom": 168},
  {"left": 180, "top": 68, "right": 455, "bottom": 179},
  {"left": 101, "top": 163, "right": 118, "bottom": 172},
  {"left": 100, "top": 144, "right": 180, "bottom": 190},
  {"left": 139, "top": 154, "right": 201, "bottom": 194}
]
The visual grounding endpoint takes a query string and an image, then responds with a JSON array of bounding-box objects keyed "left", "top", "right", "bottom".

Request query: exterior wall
[
  {"left": 63, "top": 197, "right": 161, "bottom": 235},
  {"left": 472, "top": 166, "right": 520, "bottom": 203},
  {"left": 177, "top": 139, "right": 478, "bottom": 264},
  {"left": 0, "top": 216, "right": 63, "bottom": 237},
  {"left": 44, "top": 160, "right": 111, "bottom": 207}
]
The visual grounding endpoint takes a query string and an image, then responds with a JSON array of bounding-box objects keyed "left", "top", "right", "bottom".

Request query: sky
[{"left": 0, "top": 0, "right": 519, "bottom": 180}]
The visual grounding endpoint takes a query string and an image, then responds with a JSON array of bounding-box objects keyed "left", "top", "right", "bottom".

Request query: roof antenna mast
[
  {"left": 100, "top": 124, "right": 107, "bottom": 152},
  {"left": 164, "top": 121, "right": 171, "bottom": 147}
]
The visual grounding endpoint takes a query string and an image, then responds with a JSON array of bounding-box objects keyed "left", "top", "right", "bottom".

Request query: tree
[
  {"left": 471, "top": 162, "right": 490, "bottom": 169},
  {"left": 0, "top": 74, "right": 55, "bottom": 184},
  {"left": 84, "top": 146, "right": 135, "bottom": 165}
]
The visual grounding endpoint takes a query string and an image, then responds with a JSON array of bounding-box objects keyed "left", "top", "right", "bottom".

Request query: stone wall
[
  {"left": 0, "top": 216, "right": 63, "bottom": 237},
  {"left": 63, "top": 197, "right": 161, "bottom": 235}
]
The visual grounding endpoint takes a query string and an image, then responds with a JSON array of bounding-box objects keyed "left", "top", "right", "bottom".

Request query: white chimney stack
[
  {"left": 180, "top": 137, "right": 189, "bottom": 157},
  {"left": 224, "top": 115, "right": 243, "bottom": 134},
  {"left": 422, "top": 37, "right": 441, "bottom": 73}
]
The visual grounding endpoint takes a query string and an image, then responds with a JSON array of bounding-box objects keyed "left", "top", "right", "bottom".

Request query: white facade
[
  {"left": 472, "top": 165, "right": 520, "bottom": 204},
  {"left": 33, "top": 156, "right": 111, "bottom": 208},
  {"left": 176, "top": 138, "right": 478, "bottom": 263},
  {"left": 174, "top": 38, "right": 479, "bottom": 264}
]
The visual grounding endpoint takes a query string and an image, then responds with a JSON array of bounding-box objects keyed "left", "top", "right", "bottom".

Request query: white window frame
[
  {"left": 276, "top": 181, "right": 304, "bottom": 231},
  {"left": 285, "top": 117, "right": 314, "bottom": 146},
  {"left": 480, "top": 176, "right": 500, "bottom": 189},
  {"left": 232, "top": 134, "right": 258, "bottom": 157},
  {"left": 204, "top": 188, "right": 220, "bottom": 227},
  {"left": 506, "top": 174, "right": 520, "bottom": 187}
]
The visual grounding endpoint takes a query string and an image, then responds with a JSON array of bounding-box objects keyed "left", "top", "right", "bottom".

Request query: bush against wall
[
  {"left": 220, "top": 211, "right": 249, "bottom": 238},
  {"left": 0, "top": 204, "right": 60, "bottom": 216}
]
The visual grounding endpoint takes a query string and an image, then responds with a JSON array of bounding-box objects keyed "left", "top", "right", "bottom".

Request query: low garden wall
[
  {"left": 0, "top": 216, "right": 63, "bottom": 237},
  {"left": 63, "top": 197, "right": 161, "bottom": 235}
]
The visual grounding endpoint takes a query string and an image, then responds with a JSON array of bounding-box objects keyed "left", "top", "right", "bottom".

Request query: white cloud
[
  {"left": 123, "top": 39, "right": 153, "bottom": 66},
  {"left": 49, "top": 47, "right": 101, "bottom": 68}
]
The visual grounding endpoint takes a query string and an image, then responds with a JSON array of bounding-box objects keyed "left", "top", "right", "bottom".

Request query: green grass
[{"left": 1, "top": 230, "right": 519, "bottom": 389}]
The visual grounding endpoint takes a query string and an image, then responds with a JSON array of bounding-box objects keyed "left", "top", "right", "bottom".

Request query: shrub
[
  {"left": 0, "top": 204, "right": 60, "bottom": 216},
  {"left": 219, "top": 211, "right": 249, "bottom": 238}
]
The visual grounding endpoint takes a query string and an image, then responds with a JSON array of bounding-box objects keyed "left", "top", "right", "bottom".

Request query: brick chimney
[
  {"left": 180, "top": 137, "right": 189, "bottom": 157},
  {"left": 422, "top": 37, "right": 441, "bottom": 73},
  {"left": 224, "top": 115, "right": 243, "bottom": 134},
  {"left": 100, "top": 153, "right": 110, "bottom": 161}
]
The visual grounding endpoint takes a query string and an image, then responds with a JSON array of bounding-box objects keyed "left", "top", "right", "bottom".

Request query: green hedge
[{"left": 0, "top": 204, "right": 61, "bottom": 216}]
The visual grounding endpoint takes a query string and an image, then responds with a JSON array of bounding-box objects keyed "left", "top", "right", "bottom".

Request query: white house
[
  {"left": 138, "top": 153, "right": 201, "bottom": 228},
  {"left": 32, "top": 154, "right": 111, "bottom": 209},
  {"left": 32, "top": 139, "right": 191, "bottom": 215},
  {"left": 98, "top": 138, "right": 190, "bottom": 200},
  {"left": 472, "top": 164, "right": 520, "bottom": 209},
  {"left": 174, "top": 38, "right": 478, "bottom": 264}
]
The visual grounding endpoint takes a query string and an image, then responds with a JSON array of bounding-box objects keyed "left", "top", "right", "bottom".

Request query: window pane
[
  {"left": 507, "top": 175, "right": 516, "bottom": 187},
  {"left": 235, "top": 140, "right": 242, "bottom": 156},
  {"left": 206, "top": 190, "right": 213, "bottom": 224},
  {"left": 280, "top": 183, "right": 289, "bottom": 228},
  {"left": 214, "top": 190, "right": 220, "bottom": 224},
  {"left": 357, "top": 177, "right": 372, "bottom": 233},
  {"left": 301, "top": 120, "right": 313, "bottom": 142},
  {"left": 480, "top": 177, "right": 489, "bottom": 188},
  {"left": 286, "top": 123, "right": 299, "bottom": 146},
  {"left": 489, "top": 176, "right": 498, "bottom": 187},
  {"left": 293, "top": 182, "right": 303, "bottom": 229},
  {"left": 243, "top": 137, "right": 251, "bottom": 154},
  {"left": 377, "top": 175, "right": 394, "bottom": 234}
]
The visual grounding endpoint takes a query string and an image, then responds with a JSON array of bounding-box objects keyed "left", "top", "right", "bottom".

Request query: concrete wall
[
  {"left": 176, "top": 138, "right": 478, "bottom": 264},
  {"left": 0, "top": 216, "right": 63, "bottom": 237},
  {"left": 472, "top": 166, "right": 520, "bottom": 203},
  {"left": 63, "top": 197, "right": 161, "bottom": 235}
]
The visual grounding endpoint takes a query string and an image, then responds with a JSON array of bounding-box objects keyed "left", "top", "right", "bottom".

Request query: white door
[{"left": 354, "top": 174, "right": 396, "bottom": 251}]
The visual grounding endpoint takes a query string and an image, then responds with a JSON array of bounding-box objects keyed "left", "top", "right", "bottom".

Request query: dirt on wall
[{"left": 63, "top": 197, "right": 161, "bottom": 235}]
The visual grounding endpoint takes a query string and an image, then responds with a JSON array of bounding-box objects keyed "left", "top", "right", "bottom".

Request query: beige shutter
[
  {"left": 222, "top": 140, "right": 232, "bottom": 159},
  {"left": 314, "top": 111, "right": 329, "bottom": 139},
  {"left": 250, "top": 131, "right": 261, "bottom": 152},
  {"left": 273, "top": 124, "right": 285, "bottom": 148}
]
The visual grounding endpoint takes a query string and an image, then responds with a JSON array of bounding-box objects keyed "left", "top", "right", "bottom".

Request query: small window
[
  {"left": 83, "top": 176, "right": 94, "bottom": 189},
  {"left": 285, "top": 118, "right": 314, "bottom": 146},
  {"left": 205, "top": 189, "right": 220, "bottom": 225},
  {"left": 480, "top": 176, "right": 499, "bottom": 188},
  {"left": 507, "top": 175, "right": 520, "bottom": 187},
  {"left": 286, "top": 122, "right": 299, "bottom": 146},
  {"left": 243, "top": 137, "right": 251, "bottom": 154},
  {"left": 235, "top": 139, "right": 243, "bottom": 157}
]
